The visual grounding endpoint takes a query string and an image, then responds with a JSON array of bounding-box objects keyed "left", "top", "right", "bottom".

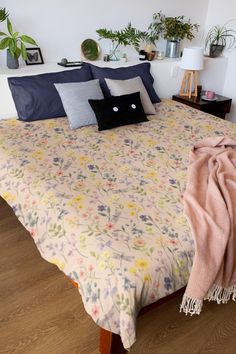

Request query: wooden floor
[{"left": 1, "top": 197, "right": 236, "bottom": 354}]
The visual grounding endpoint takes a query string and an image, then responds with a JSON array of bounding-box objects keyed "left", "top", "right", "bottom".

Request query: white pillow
[{"left": 105, "top": 76, "right": 156, "bottom": 115}]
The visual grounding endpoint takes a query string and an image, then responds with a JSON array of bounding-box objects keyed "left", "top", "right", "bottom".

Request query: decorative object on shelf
[
  {"left": 156, "top": 51, "right": 165, "bottom": 60},
  {"left": 25, "top": 47, "right": 43, "bottom": 65},
  {"left": 197, "top": 84, "right": 202, "bottom": 98},
  {"left": 139, "top": 49, "right": 147, "bottom": 61},
  {"left": 179, "top": 47, "right": 204, "bottom": 98},
  {"left": 81, "top": 39, "right": 100, "bottom": 61},
  {"left": 146, "top": 51, "right": 156, "bottom": 61},
  {"left": 57, "top": 58, "right": 83, "bottom": 67},
  {"left": 0, "top": 7, "right": 9, "bottom": 24},
  {"left": 148, "top": 12, "right": 199, "bottom": 58},
  {"left": 0, "top": 18, "right": 37, "bottom": 68},
  {"left": 205, "top": 21, "right": 236, "bottom": 57},
  {"left": 96, "top": 22, "right": 148, "bottom": 61}
]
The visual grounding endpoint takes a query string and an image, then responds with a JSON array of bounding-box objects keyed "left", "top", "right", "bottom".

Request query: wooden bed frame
[{"left": 70, "top": 278, "right": 185, "bottom": 354}]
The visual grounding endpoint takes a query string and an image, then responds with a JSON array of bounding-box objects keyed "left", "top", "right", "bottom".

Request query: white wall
[
  {"left": 0, "top": 0, "right": 209, "bottom": 65},
  {"left": 204, "top": 0, "right": 236, "bottom": 122}
]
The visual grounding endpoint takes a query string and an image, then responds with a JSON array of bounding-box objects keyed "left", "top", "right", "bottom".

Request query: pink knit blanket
[{"left": 180, "top": 136, "right": 236, "bottom": 315}]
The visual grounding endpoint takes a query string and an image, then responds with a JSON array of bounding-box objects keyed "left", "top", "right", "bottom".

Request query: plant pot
[
  {"left": 166, "top": 39, "right": 180, "bottom": 58},
  {"left": 209, "top": 44, "right": 225, "bottom": 58},
  {"left": 7, "top": 49, "right": 19, "bottom": 69}
]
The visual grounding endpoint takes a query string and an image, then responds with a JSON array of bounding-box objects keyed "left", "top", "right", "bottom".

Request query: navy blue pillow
[
  {"left": 89, "top": 92, "right": 148, "bottom": 131},
  {"left": 88, "top": 62, "right": 161, "bottom": 104},
  {"left": 8, "top": 64, "right": 93, "bottom": 121}
]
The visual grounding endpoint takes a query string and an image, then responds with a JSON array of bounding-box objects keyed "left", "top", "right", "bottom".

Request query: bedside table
[{"left": 172, "top": 93, "right": 232, "bottom": 119}]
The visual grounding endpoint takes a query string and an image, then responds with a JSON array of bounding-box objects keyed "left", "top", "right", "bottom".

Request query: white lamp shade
[{"left": 180, "top": 47, "right": 204, "bottom": 70}]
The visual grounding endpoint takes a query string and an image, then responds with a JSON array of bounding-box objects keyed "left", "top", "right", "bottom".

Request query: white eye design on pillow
[
  {"left": 131, "top": 104, "right": 136, "bottom": 109},
  {"left": 113, "top": 106, "right": 119, "bottom": 112}
]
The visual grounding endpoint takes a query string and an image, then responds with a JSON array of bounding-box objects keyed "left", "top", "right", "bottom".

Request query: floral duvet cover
[{"left": 0, "top": 100, "right": 235, "bottom": 349}]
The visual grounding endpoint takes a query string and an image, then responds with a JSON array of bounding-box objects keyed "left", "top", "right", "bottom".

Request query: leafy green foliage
[
  {"left": 0, "top": 7, "right": 9, "bottom": 23},
  {"left": 0, "top": 18, "right": 37, "bottom": 60},
  {"left": 205, "top": 23, "right": 236, "bottom": 51},
  {"left": 148, "top": 11, "right": 199, "bottom": 41},
  {"left": 97, "top": 22, "right": 148, "bottom": 52}
]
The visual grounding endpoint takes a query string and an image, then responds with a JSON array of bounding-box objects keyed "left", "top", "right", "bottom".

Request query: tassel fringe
[
  {"left": 180, "top": 284, "right": 236, "bottom": 315},
  {"left": 180, "top": 293, "right": 203, "bottom": 315}
]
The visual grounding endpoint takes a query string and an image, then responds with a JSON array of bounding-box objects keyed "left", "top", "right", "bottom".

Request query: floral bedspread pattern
[{"left": 0, "top": 100, "right": 235, "bottom": 349}]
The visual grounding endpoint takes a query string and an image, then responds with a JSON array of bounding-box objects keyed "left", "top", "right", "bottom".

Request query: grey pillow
[
  {"left": 105, "top": 76, "right": 156, "bottom": 115},
  {"left": 54, "top": 79, "right": 104, "bottom": 129}
]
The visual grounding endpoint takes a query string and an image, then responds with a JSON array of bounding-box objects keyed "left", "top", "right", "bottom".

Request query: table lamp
[{"left": 179, "top": 47, "right": 204, "bottom": 98}]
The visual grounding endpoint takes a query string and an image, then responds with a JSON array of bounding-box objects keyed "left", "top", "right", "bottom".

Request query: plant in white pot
[
  {"left": 205, "top": 22, "right": 236, "bottom": 57},
  {"left": 0, "top": 18, "right": 37, "bottom": 69}
]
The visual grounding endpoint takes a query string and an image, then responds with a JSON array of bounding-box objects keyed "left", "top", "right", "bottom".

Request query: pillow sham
[
  {"left": 54, "top": 79, "right": 104, "bottom": 129},
  {"left": 88, "top": 62, "right": 161, "bottom": 104},
  {"left": 89, "top": 92, "right": 148, "bottom": 131},
  {"left": 8, "top": 64, "right": 92, "bottom": 121},
  {"left": 105, "top": 76, "right": 156, "bottom": 115}
]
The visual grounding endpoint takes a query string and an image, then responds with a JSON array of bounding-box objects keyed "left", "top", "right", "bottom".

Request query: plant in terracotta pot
[
  {"left": 148, "top": 12, "right": 199, "bottom": 58},
  {"left": 0, "top": 18, "right": 37, "bottom": 68},
  {"left": 97, "top": 22, "right": 147, "bottom": 60},
  {"left": 205, "top": 22, "right": 236, "bottom": 57}
]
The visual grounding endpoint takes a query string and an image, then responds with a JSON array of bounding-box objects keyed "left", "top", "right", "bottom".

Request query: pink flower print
[
  {"left": 79, "top": 271, "right": 85, "bottom": 278},
  {"left": 88, "top": 264, "right": 94, "bottom": 272},
  {"left": 91, "top": 305, "right": 99, "bottom": 318},
  {"left": 106, "top": 223, "right": 114, "bottom": 230}
]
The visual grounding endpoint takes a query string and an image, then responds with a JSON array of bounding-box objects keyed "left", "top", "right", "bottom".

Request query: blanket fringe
[
  {"left": 180, "top": 284, "right": 236, "bottom": 315},
  {"left": 180, "top": 293, "right": 203, "bottom": 316},
  {"left": 204, "top": 284, "right": 236, "bottom": 304}
]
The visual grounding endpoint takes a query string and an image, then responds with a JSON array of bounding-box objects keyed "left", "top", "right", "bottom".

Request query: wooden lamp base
[{"left": 179, "top": 70, "right": 198, "bottom": 98}]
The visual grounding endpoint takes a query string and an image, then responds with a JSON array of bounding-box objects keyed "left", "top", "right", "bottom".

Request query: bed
[{"left": 0, "top": 99, "right": 235, "bottom": 353}]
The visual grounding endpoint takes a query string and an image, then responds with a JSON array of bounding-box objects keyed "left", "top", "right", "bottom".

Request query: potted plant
[
  {"left": 148, "top": 12, "right": 199, "bottom": 58},
  {"left": 0, "top": 18, "right": 37, "bottom": 68},
  {"left": 96, "top": 22, "right": 147, "bottom": 60},
  {"left": 0, "top": 7, "right": 8, "bottom": 24},
  {"left": 205, "top": 22, "right": 236, "bottom": 57}
]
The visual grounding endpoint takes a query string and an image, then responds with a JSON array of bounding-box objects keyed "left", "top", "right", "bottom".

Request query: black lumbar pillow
[{"left": 89, "top": 91, "right": 148, "bottom": 131}]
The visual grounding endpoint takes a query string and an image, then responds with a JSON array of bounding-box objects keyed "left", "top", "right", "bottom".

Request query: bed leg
[{"left": 99, "top": 328, "right": 126, "bottom": 354}]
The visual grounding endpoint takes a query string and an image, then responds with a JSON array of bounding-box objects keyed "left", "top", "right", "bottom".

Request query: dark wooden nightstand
[{"left": 172, "top": 93, "right": 232, "bottom": 119}]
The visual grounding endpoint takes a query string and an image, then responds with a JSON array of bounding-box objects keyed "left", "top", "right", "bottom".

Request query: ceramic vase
[{"left": 7, "top": 49, "right": 19, "bottom": 69}]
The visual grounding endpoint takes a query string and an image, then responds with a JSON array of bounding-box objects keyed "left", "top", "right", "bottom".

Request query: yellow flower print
[
  {"left": 135, "top": 258, "right": 149, "bottom": 270},
  {"left": 156, "top": 235, "right": 168, "bottom": 248},
  {"left": 6, "top": 119, "right": 18, "bottom": 126},
  {"left": 127, "top": 202, "right": 136, "bottom": 209},
  {"left": 67, "top": 195, "right": 84, "bottom": 209},
  {"left": 167, "top": 118, "right": 176, "bottom": 128},
  {"left": 31, "top": 150, "right": 44, "bottom": 160},
  {"left": 41, "top": 191, "right": 56, "bottom": 205},
  {"left": 144, "top": 274, "right": 152, "bottom": 282},
  {"left": 51, "top": 258, "right": 65, "bottom": 271},
  {"left": 146, "top": 138, "right": 156, "bottom": 148},
  {"left": 101, "top": 251, "right": 109, "bottom": 260},
  {"left": 129, "top": 267, "right": 137, "bottom": 275},
  {"left": 176, "top": 215, "right": 186, "bottom": 226},
  {"left": 2, "top": 191, "right": 16, "bottom": 203},
  {"left": 47, "top": 121, "right": 58, "bottom": 128},
  {"left": 99, "top": 261, "right": 105, "bottom": 269}
]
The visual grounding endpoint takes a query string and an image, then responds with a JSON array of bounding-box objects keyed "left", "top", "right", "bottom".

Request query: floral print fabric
[{"left": 0, "top": 100, "right": 235, "bottom": 349}]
